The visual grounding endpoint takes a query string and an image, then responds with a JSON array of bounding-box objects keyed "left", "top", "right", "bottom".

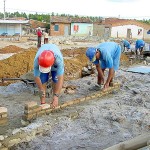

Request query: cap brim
[{"left": 39, "top": 66, "right": 51, "bottom": 73}]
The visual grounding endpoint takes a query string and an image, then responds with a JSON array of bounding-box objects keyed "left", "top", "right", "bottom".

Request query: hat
[
  {"left": 86, "top": 47, "right": 97, "bottom": 62},
  {"left": 39, "top": 66, "right": 51, "bottom": 73},
  {"left": 38, "top": 50, "right": 54, "bottom": 73}
]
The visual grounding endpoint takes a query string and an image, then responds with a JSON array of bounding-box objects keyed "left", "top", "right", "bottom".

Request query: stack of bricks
[
  {"left": 23, "top": 101, "right": 52, "bottom": 121},
  {"left": 23, "top": 82, "right": 120, "bottom": 122},
  {"left": 0, "top": 107, "right": 8, "bottom": 126}
]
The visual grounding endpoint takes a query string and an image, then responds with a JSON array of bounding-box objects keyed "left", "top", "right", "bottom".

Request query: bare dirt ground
[{"left": 0, "top": 38, "right": 150, "bottom": 150}]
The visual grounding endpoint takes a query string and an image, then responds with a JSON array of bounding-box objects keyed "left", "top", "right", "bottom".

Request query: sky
[{"left": 0, "top": 0, "right": 149, "bottom": 20}]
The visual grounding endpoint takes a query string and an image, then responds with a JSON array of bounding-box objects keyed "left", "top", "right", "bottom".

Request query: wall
[
  {"left": 93, "top": 24, "right": 104, "bottom": 36},
  {"left": 143, "top": 29, "right": 150, "bottom": 41},
  {"left": 50, "top": 23, "right": 70, "bottom": 36},
  {"left": 111, "top": 25, "right": 144, "bottom": 39},
  {"left": 71, "top": 23, "right": 93, "bottom": 36},
  {"left": 0, "top": 24, "right": 22, "bottom": 35}
]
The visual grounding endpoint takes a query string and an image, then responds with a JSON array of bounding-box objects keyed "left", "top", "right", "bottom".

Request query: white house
[
  {"left": 105, "top": 18, "right": 150, "bottom": 40},
  {"left": 0, "top": 20, "right": 29, "bottom": 36}
]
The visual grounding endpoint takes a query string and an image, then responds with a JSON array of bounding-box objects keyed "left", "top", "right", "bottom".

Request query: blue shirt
[
  {"left": 122, "top": 40, "right": 130, "bottom": 49},
  {"left": 94, "top": 42, "right": 121, "bottom": 70},
  {"left": 34, "top": 44, "right": 64, "bottom": 77},
  {"left": 135, "top": 39, "right": 145, "bottom": 49}
]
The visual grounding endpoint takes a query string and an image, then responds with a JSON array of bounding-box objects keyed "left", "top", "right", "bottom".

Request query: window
[
  {"left": 138, "top": 29, "right": 142, "bottom": 35},
  {"left": 147, "top": 30, "right": 150, "bottom": 34},
  {"left": 54, "top": 25, "right": 59, "bottom": 31}
]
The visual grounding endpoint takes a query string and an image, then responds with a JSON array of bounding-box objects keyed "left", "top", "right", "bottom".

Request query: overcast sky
[{"left": 0, "top": 0, "right": 149, "bottom": 19}]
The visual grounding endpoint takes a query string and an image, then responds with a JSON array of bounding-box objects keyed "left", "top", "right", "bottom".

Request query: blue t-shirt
[
  {"left": 94, "top": 42, "right": 121, "bottom": 70},
  {"left": 123, "top": 40, "right": 130, "bottom": 49},
  {"left": 34, "top": 44, "right": 64, "bottom": 77},
  {"left": 135, "top": 39, "right": 145, "bottom": 49}
]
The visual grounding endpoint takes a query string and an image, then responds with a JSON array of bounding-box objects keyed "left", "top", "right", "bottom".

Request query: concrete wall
[
  {"left": 111, "top": 25, "right": 144, "bottom": 39},
  {"left": 93, "top": 24, "right": 104, "bottom": 36},
  {"left": 143, "top": 29, "right": 150, "bottom": 41},
  {"left": 0, "top": 23, "right": 22, "bottom": 35},
  {"left": 50, "top": 23, "right": 70, "bottom": 36},
  {"left": 71, "top": 23, "right": 93, "bottom": 36}
]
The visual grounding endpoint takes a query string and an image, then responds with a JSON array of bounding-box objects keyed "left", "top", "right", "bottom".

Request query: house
[
  {"left": 50, "top": 16, "right": 112, "bottom": 38},
  {"left": 50, "top": 16, "right": 97, "bottom": 36},
  {"left": 0, "top": 19, "right": 29, "bottom": 36},
  {"left": 105, "top": 18, "right": 150, "bottom": 40},
  {"left": 50, "top": 16, "right": 71, "bottom": 36}
]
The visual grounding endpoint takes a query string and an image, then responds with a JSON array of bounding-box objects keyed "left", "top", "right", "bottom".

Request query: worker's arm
[
  {"left": 34, "top": 76, "right": 46, "bottom": 104},
  {"left": 51, "top": 74, "right": 64, "bottom": 108},
  {"left": 53, "top": 74, "right": 64, "bottom": 95},
  {"left": 96, "top": 64, "right": 104, "bottom": 84},
  {"left": 34, "top": 76, "right": 45, "bottom": 91},
  {"left": 104, "top": 68, "right": 114, "bottom": 89}
]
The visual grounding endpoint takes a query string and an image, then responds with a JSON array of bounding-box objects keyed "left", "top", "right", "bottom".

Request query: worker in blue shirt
[
  {"left": 86, "top": 42, "right": 121, "bottom": 91},
  {"left": 135, "top": 39, "right": 145, "bottom": 55},
  {"left": 121, "top": 39, "right": 131, "bottom": 52},
  {"left": 34, "top": 44, "right": 64, "bottom": 108}
]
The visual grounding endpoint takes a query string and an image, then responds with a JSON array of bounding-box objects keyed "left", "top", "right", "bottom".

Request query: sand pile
[{"left": 0, "top": 45, "right": 26, "bottom": 54}]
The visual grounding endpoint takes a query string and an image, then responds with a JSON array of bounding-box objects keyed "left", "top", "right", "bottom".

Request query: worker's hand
[
  {"left": 97, "top": 76, "right": 104, "bottom": 85},
  {"left": 103, "top": 82, "right": 109, "bottom": 91},
  {"left": 50, "top": 96, "right": 58, "bottom": 109},
  {"left": 39, "top": 90, "right": 46, "bottom": 104}
]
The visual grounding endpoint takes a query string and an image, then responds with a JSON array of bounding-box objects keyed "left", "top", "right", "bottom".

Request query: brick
[
  {"left": 1, "top": 113, "right": 7, "bottom": 118},
  {"left": 73, "top": 99, "right": 80, "bottom": 104},
  {"left": 0, "top": 118, "right": 8, "bottom": 126},
  {"left": 24, "top": 101, "right": 38, "bottom": 110},
  {"left": 0, "top": 107, "right": 7, "bottom": 114},
  {"left": 60, "top": 103, "right": 68, "bottom": 109},
  {"left": 45, "top": 109, "right": 52, "bottom": 115},
  {"left": 24, "top": 106, "right": 41, "bottom": 114},
  {"left": 79, "top": 97, "right": 86, "bottom": 102},
  {"left": 24, "top": 113, "right": 37, "bottom": 121},
  {"left": 40, "top": 104, "right": 50, "bottom": 110},
  {"left": 66, "top": 100, "right": 74, "bottom": 106},
  {"left": 91, "top": 95, "right": 96, "bottom": 99},
  {"left": 36, "top": 110, "right": 46, "bottom": 117},
  {"left": 85, "top": 96, "right": 91, "bottom": 101}
]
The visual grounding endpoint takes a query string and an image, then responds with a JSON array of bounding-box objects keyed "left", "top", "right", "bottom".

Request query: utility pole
[{"left": 4, "top": 0, "right": 6, "bottom": 20}]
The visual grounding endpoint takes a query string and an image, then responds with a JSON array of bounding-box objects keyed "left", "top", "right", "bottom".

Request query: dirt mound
[
  {"left": 0, "top": 45, "right": 26, "bottom": 54},
  {"left": 0, "top": 48, "right": 37, "bottom": 79}
]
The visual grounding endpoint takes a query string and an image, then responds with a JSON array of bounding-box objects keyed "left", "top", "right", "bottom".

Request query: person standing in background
[
  {"left": 43, "top": 31, "right": 49, "bottom": 44},
  {"left": 37, "top": 27, "right": 42, "bottom": 48}
]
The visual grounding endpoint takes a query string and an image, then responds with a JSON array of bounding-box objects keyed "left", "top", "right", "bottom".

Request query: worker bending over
[
  {"left": 135, "top": 39, "right": 145, "bottom": 55},
  {"left": 34, "top": 44, "right": 64, "bottom": 108},
  {"left": 86, "top": 42, "right": 121, "bottom": 91}
]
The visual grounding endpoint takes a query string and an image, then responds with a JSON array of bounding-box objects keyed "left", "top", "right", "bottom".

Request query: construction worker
[
  {"left": 37, "top": 27, "right": 42, "bottom": 48},
  {"left": 34, "top": 44, "right": 64, "bottom": 108},
  {"left": 135, "top": 39, "right": 145, "bottom": 55},
  {"left": 86, "top": 42, "right": 121, "bottom": 91},
  {"left": 121, "top": 39, "right": 131, "bottom": 52}
]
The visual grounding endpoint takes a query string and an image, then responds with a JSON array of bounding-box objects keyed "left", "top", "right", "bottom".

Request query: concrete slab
[{"left": 127, "top": 66, "right": 150, "bottom": 74}]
